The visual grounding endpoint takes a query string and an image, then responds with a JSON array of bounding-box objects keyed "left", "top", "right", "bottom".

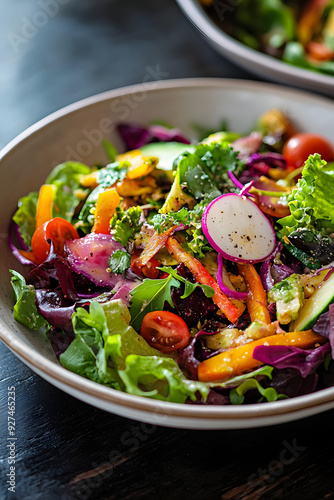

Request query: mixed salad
[
  {"left": 9, "top": 109, "right": 334, "bottom": 406},
  {"left": 203, "top": 0, "right": 334, "bottom": 76}
]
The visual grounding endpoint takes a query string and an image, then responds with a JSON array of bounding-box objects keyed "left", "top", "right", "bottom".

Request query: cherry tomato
[
  {"left": 141, "top": 311, "right": 190, "bottom": 353},
  {"left": 131, "top": 251, "right": 160, "bottom": 279},
  {"left": 283, "top": 133, "right": 334, "bottom": 170},
  {"left": 31, "top": 217, "right": 79, "bottom": 264}
]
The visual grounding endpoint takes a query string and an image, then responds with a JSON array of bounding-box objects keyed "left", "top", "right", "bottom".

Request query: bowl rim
[
  {"left": 176, "top": 0, "right": 334, "bottom": 90},
  {"left": 1, "top": 76, "right": 334, "bottom": 422}
]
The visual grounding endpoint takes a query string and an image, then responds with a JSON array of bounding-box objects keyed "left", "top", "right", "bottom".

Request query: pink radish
[{"left": 202, "top": 192, "right": 276, "bottom": 263}]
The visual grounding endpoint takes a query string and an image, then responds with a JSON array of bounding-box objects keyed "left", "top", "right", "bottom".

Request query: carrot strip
[
  {"left": 166, "top": 236, "right": 241, "bottom": 324},
  {"left": 35, "top": 184, "right": 55, "bottom": 229},
  {"left": 197, "top": 330, "right": 327, "bottom": 382},
  {"left": 133, "top": 226, "right": 179, "bottom": 268},
  {"left": 92, "top": 188, "right": 121, "bottom": 234},
  {"left": 237, "top": 263, "right": 271, "bottom": 325}
]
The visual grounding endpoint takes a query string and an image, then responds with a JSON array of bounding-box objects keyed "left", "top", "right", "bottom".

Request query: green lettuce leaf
[
  {"left": 119, "top": 355, "right": 210, "bottom": 403},
  {"left": 60, "top": 301, "right": 122, "bottom": 388},
  {"left": 129, "top": 274, "right": 180, "bottom": 331},
  {"left": 60, "top": 300, "right": 166, "bottom": 387},
  {"left": 100, "top": 299, "right": 165, "bottom": 360},
  {"left": 158, "top": 266, "right": 214, "bottom": 299},
  {"left": 12, "top": 192, "right": 38, "bottom": 247},
  {"left": 278, "top": 154, "right": 334, "bottom": 236},
  {"left": 224, "top": 365, "right": 287, "bottom": 404},
  {"left": 10, "top": 270, "right": 48, "bottom": 330},
  {"left": 45, "top": 161, "right": 91, "bottom": 221}
]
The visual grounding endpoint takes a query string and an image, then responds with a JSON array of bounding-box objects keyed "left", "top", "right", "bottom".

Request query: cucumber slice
[
  {"left": 140, "top": 142, "right": 193, "bottom": 171},
  {"left": 291, "top": 271, "right": 334, "bottom": 331}
]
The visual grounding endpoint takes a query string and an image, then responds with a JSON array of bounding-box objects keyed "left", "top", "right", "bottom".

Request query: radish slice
[{"left": 202, "top": 194, "right": 276, "bottom": 263}]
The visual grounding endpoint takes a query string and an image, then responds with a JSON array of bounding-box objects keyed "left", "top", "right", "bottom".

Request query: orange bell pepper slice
[
  {"left": 197, "top": 330, "right": 327, "bottom": 382},
  {"left": 166, "top": 236, "right": 241, "bottom": 324},
  {"left": 237, "top": 263, "right": 271, "bottom": 325},
  {"left": 92, "top": 188, "right": 121, "bottom": 234}
]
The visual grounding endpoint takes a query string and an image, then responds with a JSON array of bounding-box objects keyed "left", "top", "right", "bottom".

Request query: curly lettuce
[{"left": 278, "top": 154, "right": 334, "bottom": 236}]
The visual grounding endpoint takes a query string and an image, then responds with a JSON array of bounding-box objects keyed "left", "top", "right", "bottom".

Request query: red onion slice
[
  {"left": 65, "top": 233, "right": 127, "bottom": 288},
  {"left": 217, "top": 253, "right": 248, "bottom": 299}
]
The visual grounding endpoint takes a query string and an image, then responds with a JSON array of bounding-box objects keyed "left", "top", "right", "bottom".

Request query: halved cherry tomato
[
  {"left": 131, "top": 250, "right": 160, "bottom": 279},
  {"left": 283, "top": 133, "right": 334, "bottom": 170},
  {"left": 140, "top": 311, "right": 190, "bottom": 353},
  {"left": 31, "top": 217, "right": 79, "bottom": 264}
]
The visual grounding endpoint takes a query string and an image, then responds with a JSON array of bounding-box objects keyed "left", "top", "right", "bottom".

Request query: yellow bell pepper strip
[
  {"left": 35, "top": 184, "right": 55, "bottom": 229},
  {"left": 237, "top": 263, "right": 271, "bottom": 325},
  {"left": 116, "top": 150, "right": 158, "bottom": 180},
  {"left": 80, "top": 171, "right": 99, "bottom": 189},
  {"left": 166, "top": 237, "right": 241, "bottom": 324},
  {"left": 197, "top": 330, "right": 327, "bottom": 382},
  {"left": 116, "top": 175, "right": 157, "bottom": 198},
  {"left": 132, "top": 226, "right": 179, "bottom": 268},
  {"left": 92, "top": 188, "right": 121, "bottom": 234}
]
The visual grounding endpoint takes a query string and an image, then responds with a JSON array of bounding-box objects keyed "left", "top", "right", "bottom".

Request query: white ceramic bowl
[
  {"left": 1, "top": 78, "right": 334, "bottom": 429},
  {"left": 176, "top": 0, "right": 334, "bottom": 97}
]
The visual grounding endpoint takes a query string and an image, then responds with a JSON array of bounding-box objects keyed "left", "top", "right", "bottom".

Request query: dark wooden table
[{"left": 1, "top": 1, "right": 334, "bottom": 499}]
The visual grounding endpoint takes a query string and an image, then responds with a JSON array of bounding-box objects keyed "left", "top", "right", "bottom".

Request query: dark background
[{"left": 1, "top": 1, "right": 334, "bottom": 499}]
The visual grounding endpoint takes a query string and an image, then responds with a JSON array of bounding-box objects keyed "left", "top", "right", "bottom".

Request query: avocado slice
[
  {"left": 291, "top": 271, "right": 334, "bottom": 331},
  {"left": 140, "top": 142, "right": 193, "bottom": 171}
]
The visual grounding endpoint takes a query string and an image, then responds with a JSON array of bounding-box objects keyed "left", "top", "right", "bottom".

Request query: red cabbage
[
  {"left": 253, "top": 343, "right": 331, "bottom": 378},
  {"left": 65, "top": 233, "right": 127, "bottom": 288},
  {"left": 117, "top": 123, "right": 191, "bottom": 150},
  {"left": 265, "top": 368, "right": 318, "bottom": 399},
  {"left": 260, "top": 242, "right": 294, "bottom": 291},
  {"left": 186, "top": 388, "right": 230, "bottom": 405},
  {"left": 8, "top": 220, "right": 36, "bottom": 267},
  {"left": 178, "top": 329, "right": 219, "bottom": 380},
  {"left": 169, "top": 264, "right": 217, "bottom": 328},
  {"left": 117, "top": 124, "right": 153, "bottom": 150},
  {"left": 271, "top": 263, "right": 295, "bottom": 283},
  {"left": 35, "top": 289, "right": 77, "bottom": 333},
  {"left": 148, "top": 125, "right": 191, "bottom": 144},
  {"left": 247, "top": 152, "right": 287, "bottom": 171},
  {"left": 48, "top": 328, "right": 75, "bottom": 359}
]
